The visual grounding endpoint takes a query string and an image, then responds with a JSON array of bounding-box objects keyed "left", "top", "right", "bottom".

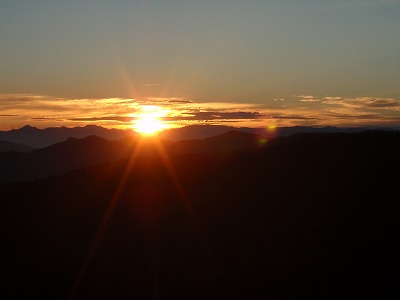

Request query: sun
[
  {"left": 133, "top": 106, "right": 167, "bottom": 135},
  {"left": 135, "top": 114, "right": 163, "bottom": 135}
]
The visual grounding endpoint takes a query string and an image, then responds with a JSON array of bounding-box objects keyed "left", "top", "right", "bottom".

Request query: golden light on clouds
[{"left": 0, "top": 94, "right": 400, "bottom": 131}]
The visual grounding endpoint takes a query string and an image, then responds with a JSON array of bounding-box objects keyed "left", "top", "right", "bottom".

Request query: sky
[{"left": 1, "top": 0, "right": 400, "bottom": 130}]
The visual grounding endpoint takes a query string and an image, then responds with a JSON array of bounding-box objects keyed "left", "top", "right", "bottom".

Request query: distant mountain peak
[
  {"left": 82, "top": 124, "right": 102, "bottom": 128},
  {"left": 20, "top": 125, "right": 40, "bottom": 131},
  {"left": 0, "top": 125, "right": 134, "bottom": 148}
]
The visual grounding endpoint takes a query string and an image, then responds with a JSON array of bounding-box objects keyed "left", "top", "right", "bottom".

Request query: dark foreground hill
[
  {"left": 1, "top": 131, "right": 399, "bottom": 299},
  {"left": 0, "top": 140, "right": 34, "bottom": 153}
]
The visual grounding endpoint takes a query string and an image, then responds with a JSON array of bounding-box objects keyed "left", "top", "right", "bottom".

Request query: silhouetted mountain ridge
[
  {"left": 0, "top": 130, "right": 266, "bottom": 182},
  {"left": 159, "top": 124, "right": 398, "bottom": 140},
  {"left": 0, "top": 135, "right": 145, "bottom": 183},
  {"left": 1, "top": 130, "right": 398, "bottom": 299},
  {"left": 1, "top": 129, "right": 399, "bottom": 184},
  {"left": 170, "top": 130, "right": 266, "bottom": 154},
  {"left": 0, "top": 125, "right": 135, "bottom": 148},
  {"left": 2, "top": 124, "right": 397, "bottom": 149}
]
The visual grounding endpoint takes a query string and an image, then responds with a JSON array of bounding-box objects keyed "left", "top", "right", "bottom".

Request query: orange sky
[{"left": 1, "top": 93, "right": 399, "bottom": 131}]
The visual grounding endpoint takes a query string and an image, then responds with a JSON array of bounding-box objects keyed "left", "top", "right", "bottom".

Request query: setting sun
[
  {"left": 133, "top": 106, "right": 168, "bottom": 135},
  {"left": 135, "top": 114, "right": 163, "bottom": 134}
]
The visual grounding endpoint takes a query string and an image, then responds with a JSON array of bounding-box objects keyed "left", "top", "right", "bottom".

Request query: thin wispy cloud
[
  {"left": 272, "top": 115, "right": 317, "bottom": 120},
  {"left": 70, "top": 111, "right": 264, "bottom": 124},
  {"left": 299, "top": 99, "right": 322, "bottom": 103},
  {"left": 0, "top": 94, "right": 270, "bottom": 129},
  {"left": 298, "top": 95, "right": 316, "bottom": 100},
  {"left": 163, "top": 111, "right": 265, "bottom": 122},
  {"left": 70, "top": 116, "right": 134, "bottom": 123},
  {"left": 292, "top": 94, "right": 400, "bottom": 127},
  {"left": 320, "top": 96, "right": 400, "bottom": 110},
  {"left": 298, "top": 95, "right": 322, "bottom": 103},
  {"left": 1, "top": 93, "right": 400, "bottom": 130},
  {"left": 144, "top": 97, "right": 194, "bottom": 104}
]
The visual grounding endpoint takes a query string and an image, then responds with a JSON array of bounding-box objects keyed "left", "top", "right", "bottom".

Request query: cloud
[
  {"left": 0, "top": 94, "right": 264, "bottom": 123},
  {"left": 299, "top": 99, "right": 321, "bottom": 102},
  {"left": 297, "top": 95, "right": 322, "bottom": 102},
  {"left": 298, "top": 95, "right": 316, "bottom": 99},
  {"left": 140, "top": 97, "right": 194, "bottom": 105},
  {"left": 271, "top": 115, "right": 318, "bottom": 120},
  {"left": 353, "top": 97, "right": 400, "bottom": 109},
  {"left": 69, "top": 111, "right": 266, "bottom": 124},
  {"left": 288, "top": 94, "right": 400, "bottom": 127},
  {"left": 163, "top": 111, "right": 265, "bottom": 121},
  {"left": 29, "top": 117, "right": 61, "bottom": 120},
  {"left": 321, "top": 111, "right": 381, "bottom": 120},
  {"left": 1, "top": 93, "right": 400, "bottom": 129},
  {"left": 322, "top": 96, "right": 400, "bottom": 110},
  {"left": 167, "top": 99, "right": 195, "bottom": 104},
  {"left": 70, "top": 116, "right": 134, "bottom": 123},
  {"left": 323, "top": 97, "right": 343, "bottom": 101}
]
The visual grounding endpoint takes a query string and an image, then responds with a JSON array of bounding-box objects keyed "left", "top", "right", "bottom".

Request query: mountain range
[
  {"left": 1, "top": 124, "right": 397, "bottom": 150},
  {"left": 1, "top": 126, "right": 399, "bottom": 184},
  {"left": 158, "top": 124, "right": 397, "bottom": 140},
  {"left": 0, "top": 130, "right": 266, "bottom": 183},
  {"left": 1, "top": 129, "right": 398, "bottom": 299},
  {"left": 0, "top": 125, "right": 134, "bottom": 148}
]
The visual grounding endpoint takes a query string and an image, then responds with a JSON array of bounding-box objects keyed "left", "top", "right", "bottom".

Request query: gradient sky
[{"left": 1, "top": 0, "right": 399, "bottom": 130}]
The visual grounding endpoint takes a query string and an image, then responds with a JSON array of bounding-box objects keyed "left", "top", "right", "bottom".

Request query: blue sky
[{"left": 1, "top": 0, "right": 399, "bottom": 129}]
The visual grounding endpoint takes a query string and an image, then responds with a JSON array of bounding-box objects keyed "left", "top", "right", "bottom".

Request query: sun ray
[
  {"left": 68, "top": 138, "right": 144, "bottom": 299},
  {"left": 69, "top": 133, "right": 217, "bottom": 298}
]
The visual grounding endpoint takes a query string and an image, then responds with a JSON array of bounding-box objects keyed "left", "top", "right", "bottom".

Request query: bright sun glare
[{"left": 134, "top": 106, "right": 166, "bottom": 135}]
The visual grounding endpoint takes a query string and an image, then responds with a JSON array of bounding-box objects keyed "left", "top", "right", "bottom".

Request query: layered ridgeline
[
  {"left": 0, "top": 140, "right": 34, "bottom": 152},
  {"left": 1, "top": 130, "right": 399, "bottom": 299},
  {"left": 158, "top": 124, "right": 383, "bottom": 141},
  {"left": 0, "top": 131, "right": 266, "bottom": 183},
  {"left": 0, "top": 129, "right": 399, "bottom": 183},
  {"left": 0, "top": 125, "right": 134, "bottom": 148},
  {"left": 1, "top": 124, "right": 397, "bottom": 149}
]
